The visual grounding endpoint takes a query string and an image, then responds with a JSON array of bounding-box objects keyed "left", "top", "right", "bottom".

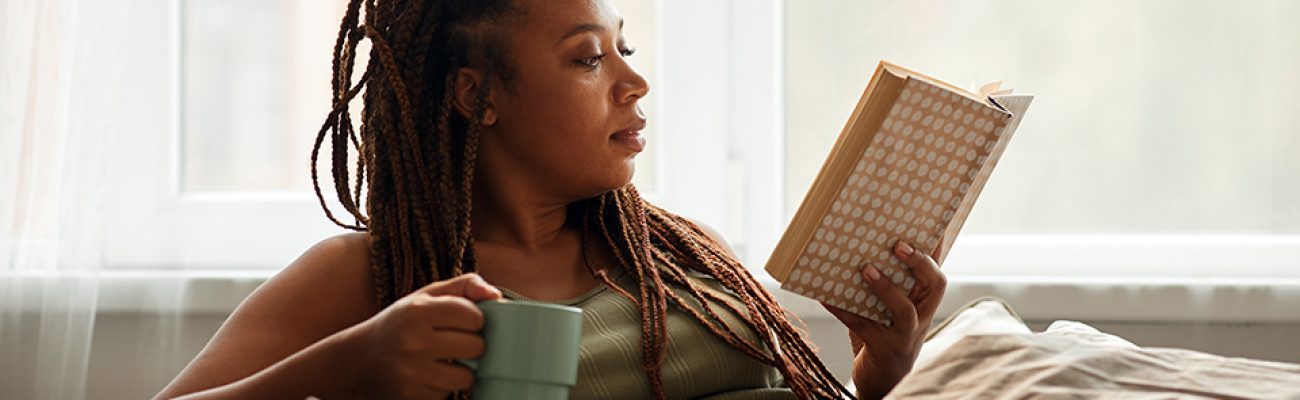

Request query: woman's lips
[{"left": 611, "top": 129, "right": 646, "bottom": 153}]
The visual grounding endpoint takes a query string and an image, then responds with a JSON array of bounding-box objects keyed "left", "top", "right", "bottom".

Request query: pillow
[
  {"left": 890, "top": 319, "right": 1300, "bottom": 399},
  {"left": 915, "top": 296, "right": 1032, "bottom": 370},
  {"left": 841, "top": 297, "right": 1029, "bottom": 398}
]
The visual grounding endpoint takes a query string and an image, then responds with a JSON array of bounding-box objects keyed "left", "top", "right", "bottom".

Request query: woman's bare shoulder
[
  {"left": 306, "top": 232, "right": 373, "bottom": 274},
  {"left": 155, "top": 232, "right": 379, "bottom": 398},
  {"left": 278, "top": 231, "right": 380, "bottom": 316}
]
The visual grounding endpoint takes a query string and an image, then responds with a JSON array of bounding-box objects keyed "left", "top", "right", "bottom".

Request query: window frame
[
  {"left": 104, "top": 0, "right": 1300, "bottom": 289},
  {"left": 102, "top": 0, "right": 782, "bottom": 271}
]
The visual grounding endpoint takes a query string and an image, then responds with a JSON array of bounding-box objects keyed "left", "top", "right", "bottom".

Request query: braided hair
[{"left": 311, "top": 1, "right": 853, "bottom": 398}]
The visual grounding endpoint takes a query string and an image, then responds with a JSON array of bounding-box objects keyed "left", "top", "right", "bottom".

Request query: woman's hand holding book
[{"left": 822, "top": 240, "right": 947, "bottom": 399}]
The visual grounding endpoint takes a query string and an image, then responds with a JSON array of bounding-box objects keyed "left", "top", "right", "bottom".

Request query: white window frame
[
  {"left": 102, "top": 0, "right": 778, "bottom": 271},
  {"left": 652, "top": 0, "right": 787, "bottom": 272},
  {"left": 101, "top": 0, "right": 1300, "bottom": 324},
  {"left": 104, "top": 0, "right": 396, "bottom": 270}
]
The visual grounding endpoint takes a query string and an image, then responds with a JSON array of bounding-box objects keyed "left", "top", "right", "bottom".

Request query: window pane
[
  {"left": 182, "top": 0, "right": 659, "bottom": 193},
  {"left": 181, "top": 0, "right": 340, "bottom": 192},
  {"left": 785, "top": 0, "right": 1300, "bottom": 234}
]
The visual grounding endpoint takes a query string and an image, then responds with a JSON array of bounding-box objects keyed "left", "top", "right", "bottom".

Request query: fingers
[
  {"left": 428, "top": 330, "right": 488, "bottom": 360},
  {"left": 394, "top": 347, "right": 478, "bottom": 398},
  {"left": 416, "top": 273, "right": 504, "bottom": 302},
  {"left": 893, "top": 240, "right": 947, "bottom": 323},
  {"left": 911, "top": 263, "right": 947, "bottom": 325},
  {"left": 862, "top": 264, "right": 918, "bottom": 331},
  {"left": 400, "top": 322, "right": 483, "bottom": 394},
  {"left": 421, "top": 361, "right": 476, "bottom": 392},
  {"left": 915, "top": 282, "right": 946, "bottom": 326},
  {"left": 408, "top": 294, "right": 486, "bottom": 332}
]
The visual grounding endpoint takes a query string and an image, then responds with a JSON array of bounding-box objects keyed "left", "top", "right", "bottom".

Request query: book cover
[{"left": 765, "top": 61, "right": 1033, "bottom": 324}]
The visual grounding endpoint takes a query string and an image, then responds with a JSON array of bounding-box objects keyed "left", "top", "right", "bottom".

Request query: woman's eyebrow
[{"left": 556, "top": 18, "right": 624, "bottom": 44}]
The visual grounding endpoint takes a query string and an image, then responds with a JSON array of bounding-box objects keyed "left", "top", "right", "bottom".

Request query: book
[{"left": 765, "top": 61, "right": 1033, "bottom": 324}]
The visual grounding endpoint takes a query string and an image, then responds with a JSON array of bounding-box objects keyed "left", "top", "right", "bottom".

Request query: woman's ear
[{"left": 453, "top": 68, "right": 497, "bottom": 126}]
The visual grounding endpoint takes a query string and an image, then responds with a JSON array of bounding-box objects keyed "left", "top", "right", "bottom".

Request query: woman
[{"left": 155, "top": 0, "right": 946, "bottom": 399}]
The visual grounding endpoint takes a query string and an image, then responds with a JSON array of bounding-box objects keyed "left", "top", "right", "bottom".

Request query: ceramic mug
[{"left": 459, "top": 300, "right": 584, "bottom": 399}]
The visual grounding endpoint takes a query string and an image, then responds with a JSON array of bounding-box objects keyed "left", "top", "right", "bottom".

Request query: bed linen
[{"left": 890, "top": 319, "right": 1300, "bottom": 399}]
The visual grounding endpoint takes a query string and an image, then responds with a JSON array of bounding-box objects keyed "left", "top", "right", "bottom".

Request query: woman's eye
[
  {"left": 578, "top": 54, "right": 605, "bottom": 69},
  {"left": 577, "top": 47, "right": 635, "bottom": 70}
]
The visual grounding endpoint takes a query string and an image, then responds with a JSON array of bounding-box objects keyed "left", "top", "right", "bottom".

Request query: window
[
  {"left": 110, "top": 0, "right": 1297, "bottom": 282},
  {"left": 105, "top": 0, "right": 686, "bottom": 270},
  {"left": 181, "top": 0, "right": 342, "bottom": 192},
  {"left": 784, "top": 0, "right": 1300, "bottom": 279},
  {"left": 181, "top": 0, "right": 662, "bottom": 194}
]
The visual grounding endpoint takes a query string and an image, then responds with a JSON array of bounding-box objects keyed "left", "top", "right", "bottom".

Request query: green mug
[{"left": 460, "top": 300, "right": 584, "bottom": 399}]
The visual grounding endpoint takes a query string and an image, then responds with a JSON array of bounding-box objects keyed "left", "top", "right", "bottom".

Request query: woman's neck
[{"left": 469, "top": 173, "right": 585, "bottom": 251}]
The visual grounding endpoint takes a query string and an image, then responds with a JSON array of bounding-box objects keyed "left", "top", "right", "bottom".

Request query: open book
[{"left": 765, "top": 61, "right": 1033, "bottom": 324}]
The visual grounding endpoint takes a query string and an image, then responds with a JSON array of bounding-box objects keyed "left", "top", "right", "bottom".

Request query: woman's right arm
[{"left": 154, "top": 233, "right": 502, "bottom": 399}]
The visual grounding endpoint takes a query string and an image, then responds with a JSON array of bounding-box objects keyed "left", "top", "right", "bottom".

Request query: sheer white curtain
[{"left": 1, "top": 0, "right": 131, "bottom": 398}]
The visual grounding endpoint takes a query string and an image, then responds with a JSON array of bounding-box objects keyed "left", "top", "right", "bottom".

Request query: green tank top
[{"left": 498, "top": 269, "right": 796, "bottom": 399}]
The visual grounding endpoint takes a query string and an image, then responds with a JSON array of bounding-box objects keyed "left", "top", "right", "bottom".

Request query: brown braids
[{"left": 311, "top": 1, "right": 854, "bottom": 398}]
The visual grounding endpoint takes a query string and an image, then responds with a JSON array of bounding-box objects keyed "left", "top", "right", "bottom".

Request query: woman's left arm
[{"left": 822, "top": 240, "right": 947, "bottom": 400}]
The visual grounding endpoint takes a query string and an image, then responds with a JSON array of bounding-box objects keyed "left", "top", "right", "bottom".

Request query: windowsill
[
  {"left": 31, "top": 269, "right": 1297, "bottom": 324},
  {"left": 762, "top": 274, "right": 1300, "bottom": 324}
]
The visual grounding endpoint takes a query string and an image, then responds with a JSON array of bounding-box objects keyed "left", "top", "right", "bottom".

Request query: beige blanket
[{"left": 888, "top": 321, "right": 1300, "bottom": 399}]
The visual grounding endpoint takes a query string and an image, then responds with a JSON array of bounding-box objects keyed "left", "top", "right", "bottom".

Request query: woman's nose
[{"left": 615, "top": 61, "right": 650, "bottom": 104}]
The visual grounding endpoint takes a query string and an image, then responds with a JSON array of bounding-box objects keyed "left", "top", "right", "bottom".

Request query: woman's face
[{"left": 475, "top": 0, "right": 650, "bottom": 202}]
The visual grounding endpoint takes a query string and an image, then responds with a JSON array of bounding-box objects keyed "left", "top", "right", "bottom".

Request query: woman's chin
[
  {"left": 616, "top": 165, "right": 636, "bottom": 188},
  {"left": 599, "top": 167, "right": 636, "bottom": 193}
]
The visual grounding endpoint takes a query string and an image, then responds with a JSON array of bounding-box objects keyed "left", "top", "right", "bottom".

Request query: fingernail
[
  {"left": 864, "top": 265, "right": 882, "bottom": 281},
  {"left": 897, "top": 241, "right": 915, "bottom": 256}
]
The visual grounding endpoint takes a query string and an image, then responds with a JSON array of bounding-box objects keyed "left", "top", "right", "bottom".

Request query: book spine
[{"left": 765, "top": 64, "right": 906, "bottom": 281}]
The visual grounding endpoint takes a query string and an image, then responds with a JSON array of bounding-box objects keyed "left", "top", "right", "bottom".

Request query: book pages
[{"left": 780, "top": 78, "right": 1012, "bottom": 324}]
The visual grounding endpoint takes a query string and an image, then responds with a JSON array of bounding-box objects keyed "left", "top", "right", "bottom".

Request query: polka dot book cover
[{"left": 765, "top": 61, "right": 1034, "bottom": 324}]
